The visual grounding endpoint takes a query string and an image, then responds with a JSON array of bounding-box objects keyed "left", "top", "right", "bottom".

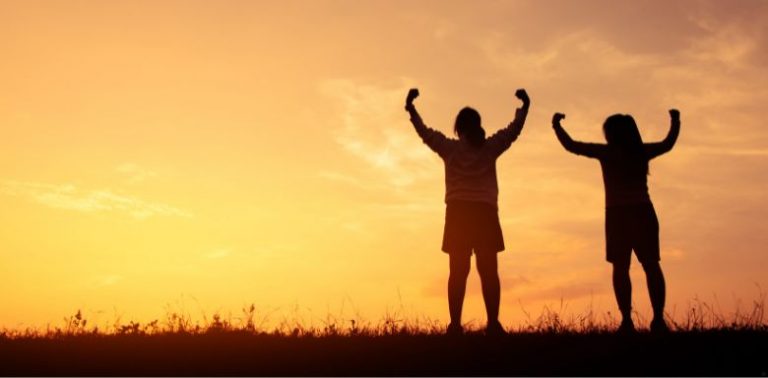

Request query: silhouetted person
[
  {"left": 552, "top": 110, "right": 681, "bottom": 334},
  {"left": 405, "top": 88, "right": 530, "bottom": 335}
]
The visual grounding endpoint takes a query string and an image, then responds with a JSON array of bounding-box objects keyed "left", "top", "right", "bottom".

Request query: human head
[
  {"left": 603, "top": 114, "right": 643, "bottom": 147},
  {"left": 603, "top": 114, "right": 648, "bottom": 175},
  {"left": 454, "top": 107, "right": 485, "bottom": 147}
]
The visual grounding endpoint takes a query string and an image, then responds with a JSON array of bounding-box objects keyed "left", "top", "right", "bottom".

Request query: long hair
[
  {"left": 603, "top": 114, "right": 649, "bottom": 175},
  {"left": 454, "top": 107, "right": 485, "bottom": 148}
]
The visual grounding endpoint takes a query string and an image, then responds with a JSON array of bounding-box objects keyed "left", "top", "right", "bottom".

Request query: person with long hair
[
  {"left": 405, "top": 88, "right": 530, "bottom": 335},
  {"left": 552, "top": 110, "right": 681, "bottom": 333}
]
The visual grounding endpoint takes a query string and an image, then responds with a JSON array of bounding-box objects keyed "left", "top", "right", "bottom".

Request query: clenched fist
[{"left": 405, "top": 88, "right": 420, "bottom": 109}]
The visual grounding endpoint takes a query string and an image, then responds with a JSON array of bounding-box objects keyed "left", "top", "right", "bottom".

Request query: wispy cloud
[
  {"left": 205, "top": 248, "right": 232, "bottom": 260},
  {"left": 319, "top": 79, "right": 440, "bottom": 190},
  {"left": 116, "top": 163, "right": 157, "bottom": 184},
  {"left": 422, "top": 274, "right": 532, "bottom": 299},
  {"left": 1, "top": 180, "right": 191, "bottom": 219},
  {"left": 316, "top": 170, "right": 381, "bottom": 192},
  {"left": 93, "top": 274, "right": 123, "bottom": 287},
  {"left": 513, "top": 278, "right": 609, "bottom": 304},
  {"left": 682, "top": 146, "right": 768, "bottom": 157}
]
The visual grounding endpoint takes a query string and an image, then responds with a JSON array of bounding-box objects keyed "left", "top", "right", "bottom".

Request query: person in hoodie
[{"left": 405, "top": 87, "right": 530, "bottom": 335}]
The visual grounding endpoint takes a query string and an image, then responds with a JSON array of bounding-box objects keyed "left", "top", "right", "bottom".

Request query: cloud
[
  {"left": 472, "top": 5, "right": 768, "bottom": 118},
  {"left": 684, "top": 1, "right": 768, "bottom": 67},
  {"left": 665, "top": 248, "right": 685, "bottom": 262},
  {"left": 421, "top": 273, "right": 531, "bottom": 299},
  {"left": 0, "top": 180, "right": 191, "bottom": 219},
  {"left": 94, "top": 275, "right": 123, "bottom": 287},
  {"left": 683, "top": 146, "right": 768, "bottom": 157},
  {"left": 116, "top": 163, "right": 157, "bottom": 184},
  {"left": 316, "top": 170, "right": 382, "bottom": 192},
  {"left": 515, "top": 279, "right": 609, "bottom": 303},
  {"left": 319, "top": 79, "right": 441, "bottom": 191},
  {"left": 205, "top": 248, "right": 232, "bottom": 260}
]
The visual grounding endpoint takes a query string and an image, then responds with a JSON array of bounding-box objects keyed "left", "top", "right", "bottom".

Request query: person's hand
[
  {"left": 405, "top": 88, "right": 419, "bottom": 110},
  {"left": 515, "top": 89, "right": 530, "bottom": 106},
  {"left": 669, "top": 109, "right": 680, "bottom": 121},
  {"left": 552, "top": 112, "right": 566, "bottom": 125}
]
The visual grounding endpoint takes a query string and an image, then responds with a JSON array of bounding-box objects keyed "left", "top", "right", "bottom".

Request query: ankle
[
  {"left": 620, "top": 311, "right": 632, "bottom": 322},
  {"left": 485, "top": 320, "right": 506, "bottom": 336},
  {"left": 616, "top": 319, "right": 636, "bottom": 334},
  {"left": 650, "top": 317, "right": 670, "bottom": 333},
  {"left": 446, "top": 322, "right": 464, "bottom": 336}
]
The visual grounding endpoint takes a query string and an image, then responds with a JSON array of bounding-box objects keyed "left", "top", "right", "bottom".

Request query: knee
[
  {"left": 641, "top": 261, "right": 662, "bottom": 275},
  {"left": 612, "top": 261, "right": 630, "bottom": 276},
  {"left": 449, "top": 257, "right": 471, "bottom": 279},
  {"left": 450, "top": 268, "right": 470, "bottom": 282},
  {"left": 451, "top": 267, "right": 470, "bottom": 280},
  {"left": 475, "top": 256, "right": 498, "bottom": 280}
]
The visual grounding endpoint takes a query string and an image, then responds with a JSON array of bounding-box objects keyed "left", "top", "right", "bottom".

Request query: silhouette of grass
[
  {"left": 0, "top": 295, "right": 766, "bottom": 375},
  {"left": 1, "top": 291, "right": 766, "bottom": 338}
]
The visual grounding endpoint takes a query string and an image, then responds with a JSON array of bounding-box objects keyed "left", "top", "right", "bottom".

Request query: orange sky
[{"left": 1, "top": 0, "right": 767, "bottom": 330}]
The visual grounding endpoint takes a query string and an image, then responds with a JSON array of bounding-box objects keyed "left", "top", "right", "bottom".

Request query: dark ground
[{"left": 1, "top": 330, "right": 766, "bottom": 376}]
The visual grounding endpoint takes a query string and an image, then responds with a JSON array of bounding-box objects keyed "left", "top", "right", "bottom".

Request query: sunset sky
[{"left": 2, "top": 0, "right": 767, "bottom": 330}]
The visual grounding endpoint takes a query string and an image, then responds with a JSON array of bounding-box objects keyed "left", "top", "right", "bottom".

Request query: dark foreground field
[{"left": 1, "top": 330, "right": 766, "bottom": 376}]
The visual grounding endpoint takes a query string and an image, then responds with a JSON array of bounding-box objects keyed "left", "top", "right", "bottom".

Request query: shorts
[
  {"left": 442, "top": 200, "right": 505, "bottom": 255},
  {"left": 605, "top": 203, "right": 660, "bottom": 264}
]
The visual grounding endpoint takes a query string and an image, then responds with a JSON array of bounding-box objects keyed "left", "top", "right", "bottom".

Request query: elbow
[
  {"left": 557, "top": 138, "right": 573, "bottom": 151},
  {"left": 563, "top": 141, "right": 582, "bottom": 154},
  {"left": 665, "top": 136, "right": 679, "bottom": 151},
  {"left": 668, "top": 141, "right": 678, "bottom": 153}
]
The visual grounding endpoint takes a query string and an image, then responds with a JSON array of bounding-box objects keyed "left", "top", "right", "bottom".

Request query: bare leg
[
  {"left": 476, "top": 252, "right": 501, "bottom": 325},
  {"left": 612, "top": 260, "right": 633, "bottom": 325},
  {"left": 448, "top": 252, "right": 471, "bottom": 327},
  {"left": 641, "top": 261, "right": 666, "bottom": 322}
]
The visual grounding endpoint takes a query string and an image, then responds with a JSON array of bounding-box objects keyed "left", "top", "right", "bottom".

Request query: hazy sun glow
[{"left": 2, "top": 0, "right": 767, "bottom": 329}]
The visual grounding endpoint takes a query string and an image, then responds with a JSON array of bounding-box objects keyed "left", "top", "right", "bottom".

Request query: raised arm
[
  {"left": 404, "top": 88, "right": 450, "bottom": 157},
  {"left": 486, "top": 89, "right": 531, "bottom": 155},
  {"left": 552, "top": 113, "right": 606, "bottom": 159},
  {"left": 645, "top": 109, "right": 681, "bottom": 159}
]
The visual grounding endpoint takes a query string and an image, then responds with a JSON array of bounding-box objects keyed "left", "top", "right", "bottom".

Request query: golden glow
[{"left": 1, "top": 1, "right": 767, "bottom": 329}]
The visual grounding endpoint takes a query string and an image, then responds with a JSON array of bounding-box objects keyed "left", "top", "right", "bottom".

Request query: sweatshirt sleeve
[
  {"left": 486, "top": 105, "right": 529, "bottom": 157},
  {"left": 407, "top": 104, "right": 451, "bottom": 158}
]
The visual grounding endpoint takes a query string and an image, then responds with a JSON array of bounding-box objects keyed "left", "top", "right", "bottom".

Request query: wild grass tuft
[{"left": 1, "top": 293, "right": 766, "bottom": 339}]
